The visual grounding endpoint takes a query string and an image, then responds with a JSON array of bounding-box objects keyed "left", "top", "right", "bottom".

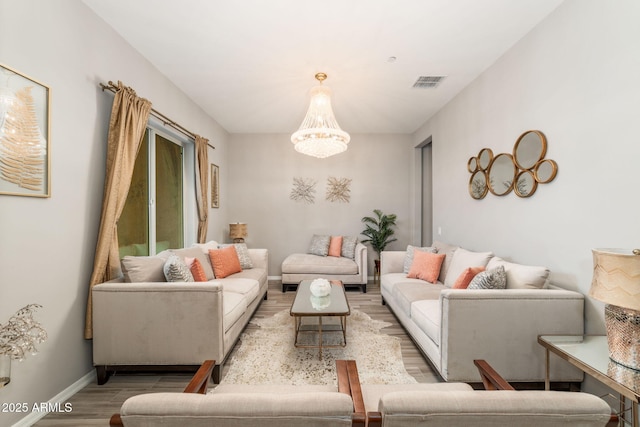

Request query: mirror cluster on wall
[{"left": 468, "top": 130, "right": 558, "bottom": 199}]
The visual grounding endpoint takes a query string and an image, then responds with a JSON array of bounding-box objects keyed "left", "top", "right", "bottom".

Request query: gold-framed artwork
[
  {"left": 0, "top": 63, "right": 51, "bottom": 198},
  {"left": 210, "top": 163, "right": 219, "bottom": 208}
]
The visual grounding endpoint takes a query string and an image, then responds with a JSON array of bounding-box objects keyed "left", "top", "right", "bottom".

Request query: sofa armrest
[
  {"left": 248, "top": 248, "right": 268, "bottom": 270},
  {"left": 354, "top": 243, "right": 367, "bottom": 279},
  {"left": 439, "top": 288, "right": 585, "bottom": 382},
  {"left": 92, "top": 281, "right": 225, "bottom": 366},
  {"left": 380, "top": 251, "right": 405, "bottom": 274}
]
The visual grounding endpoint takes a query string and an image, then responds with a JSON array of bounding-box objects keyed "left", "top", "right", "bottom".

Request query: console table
[{"left": 538, "top": 335, "right": 639, "bottom": 427}]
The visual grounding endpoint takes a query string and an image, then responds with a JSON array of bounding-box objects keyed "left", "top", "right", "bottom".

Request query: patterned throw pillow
[
  {"left": 468, "top": 265, "right": 507, "bottom": 290},
  {"left": 219, "top": 243, "right": 253, "bottom": 269},
  {"left": 308, "top": 234, "right": 330, "bottom": 256},
  {"left": 452, "top": 266, "right": 486, "bottom": 289},
  {"left": 328, "top": 236, "right": 343, "bottom": 257},
  {"left": 163, "top": 254, "right": 194, "bottom": 282},
  {"left": 406, "top": 251, "right": 446, "bottom": 284},
  {"left": 341, "top": 236, "right": 358, "bottom": 259},
  {"left": 403, "top": 245, "right": 438, "bottom": 274},
  {"left": 208, "top": 246, "right": 242, "bottom": 279}
]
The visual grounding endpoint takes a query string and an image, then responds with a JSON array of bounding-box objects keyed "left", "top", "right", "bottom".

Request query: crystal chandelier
[{"left": 291, "top": 73, "right": 350, "bottom": 159}]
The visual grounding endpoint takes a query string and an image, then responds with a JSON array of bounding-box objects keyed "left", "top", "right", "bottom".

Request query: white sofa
[
  {"left": 282, "top": 242, "right": 368, "bottom": 292},
  {"left": 380, "top": 240, "right": 585, "bottom": 384},
  {"left": 92, "top": 243, "right": 268, "bottom": 384}
]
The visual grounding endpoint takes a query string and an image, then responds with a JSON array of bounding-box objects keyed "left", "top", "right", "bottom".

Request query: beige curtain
[
  {"left": 195, "top": 135, "right": 209, "bottom": 243},
  {"left": 84, "top": 82, "right": 152, "bottom": 339}
]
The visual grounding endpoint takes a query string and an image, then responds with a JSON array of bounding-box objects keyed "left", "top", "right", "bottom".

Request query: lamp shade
[
  {"left": 590, "top": 248, "right": 640, "bottom": 310},
  {"left": 229, "top": 223, "right": 247, "bottom": 240}
]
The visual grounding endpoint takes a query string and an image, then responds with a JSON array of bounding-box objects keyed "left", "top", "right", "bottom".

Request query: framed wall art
[
  {"left": 0, "top": 63, "right": 51, "bottom": 197},
  {"left": 210, "top": 163, "right": 219, "bottom": 208}
]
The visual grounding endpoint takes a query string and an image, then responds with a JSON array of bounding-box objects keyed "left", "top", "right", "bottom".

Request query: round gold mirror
[
  {"left": 478, "top": 148, "right": 493, "bottom": 171},
  {"left": 514, "top": 170, "right": 538, "bottom": 197},
  {"left": 469, "top": 170, "right": 488, "bottom": 199},
  {"left": 488, "top": 153, "right": 516, "bottom": 196},
  {"left": 514, "top": 130, "right": 547, "bottom": 170},
  {"left": 534, "top": 159, "right": 558, "bottom": 183},
  {"left": 467, "top": 157, "right": 478, "bottom": 173}
]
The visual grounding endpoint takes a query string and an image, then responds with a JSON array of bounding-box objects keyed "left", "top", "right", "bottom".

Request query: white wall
[
  {"left": 227, "top": 133, "right": 412, "bottom": 275},
  {"left": 413, "top": 0, "right": 640, "bottom": 335},
  {"left": 0, "top": 1, "right": 228, "bottom": 425}
]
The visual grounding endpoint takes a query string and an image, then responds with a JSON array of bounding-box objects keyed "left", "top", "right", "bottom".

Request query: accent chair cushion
[
  {"left": 209, "top": 246, "right": 242, "bottom": 279},
  {"left": 407, "top": 251, "right": 445, "bottom": 283},
  {"left": 468, "top": 265, "right": 507, "bottom": 289},
  {"left": 403, "top": 245, "right": 438, "bottom": 274},
  {"left": 328, "top": 236, "right": 343, "bottom": 257},
  {"left": 444, "top": 248, "right": 493, "bottom": 288},
  {"left": 452, "top": 266, "right": 486, "bottom": 289}
]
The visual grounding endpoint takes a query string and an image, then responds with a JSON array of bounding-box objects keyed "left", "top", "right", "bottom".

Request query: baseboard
[
  {"left": 12, "top": 370, "right": 95, "bottom": 427},
  {"left": 268, "top": 275, "right": 281, "bottom": 281}
]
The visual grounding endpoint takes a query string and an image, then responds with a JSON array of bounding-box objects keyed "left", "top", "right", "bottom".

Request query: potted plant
[
  {"left": 0, "top": 304, "right": 47, "bottom": 387},
  {"left": 361, "top": 209, "right": 398, "bottom": 277}
]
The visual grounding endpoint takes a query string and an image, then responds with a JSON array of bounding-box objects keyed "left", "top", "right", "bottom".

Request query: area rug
[{"left": 221, "top": 309, "right": 417, "bottom": 385}]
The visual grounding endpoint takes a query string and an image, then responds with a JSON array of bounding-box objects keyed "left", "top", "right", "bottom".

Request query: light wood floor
[{"left": 34, "top": 281, "right": 439, "bottom": 426}]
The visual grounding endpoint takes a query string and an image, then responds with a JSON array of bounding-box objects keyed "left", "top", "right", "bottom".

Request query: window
[{"left": 118, "top": 123, "right": 195, "bottom": 257}]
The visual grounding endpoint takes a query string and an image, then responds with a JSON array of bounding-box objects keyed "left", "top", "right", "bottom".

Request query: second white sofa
[{"left": 380, "top": 240, "right": 584, "bottom": 384}]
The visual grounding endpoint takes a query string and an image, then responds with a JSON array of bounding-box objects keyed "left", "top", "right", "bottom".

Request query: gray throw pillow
[
  {"left": 403, "top": 245, "right": 438, "bottom": 274},
  {"left": 308, "top": 234, "right": 330, "bottom": 256},
  {"left": 218, "top": 243, "right": 253, "bottom": 269},
  {"left": 163, "top": 254, "right": 194, "bottom": 282},
  {"left": 468, "top": 265, "right": 507, "bottom": 290},
  {"left": 341, "top": 236, "right": 358, "bottom": 259}
]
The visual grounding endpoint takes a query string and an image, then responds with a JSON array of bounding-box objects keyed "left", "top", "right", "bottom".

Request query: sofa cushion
[
  {"left": 381, "top": 273, "right": 435, "bottom": 296},
  {"left": 411, "top": 299, "right": 442, "bottom": 345},
  {"left": 209, "top": 246, "right": 242, "bottom": 279},
  {"left": 223, "top": 291, "right": 247, "bottom": 332},
  {"left": 309, "top": 234, "right": 330, "bottom": 256},
  {"left": 468, "top": 265, "right": 507, "bottom": 290},
  {"left": 432, "top": 241, "right": 459, "bottom": 284},
  {"left": 121, "top": 251, "right": 171, "bottom": 282},
  {"left": 228, "top": 266, "right": 267, "bottom": 285},
  {"left": 407, "top": 251, "right": 445, "bottom": 283},
  {"left": 444, "top": 248, "right": 493, "bottom": 288},
  {"left": 282, "top": 253, "right": 358, "bottom": 275},
  {"left": 341, "top": 236, "right": 358, "bottom": 259},
  {"left": 392, "top": 282, "right": 445, "bottom": 318},
  {"left": 452, "top": 266, "right": 486, "bottom": 289},
  {"left": 486, "top": 257, "right": 549, "bottom": 289},
  {"left": 328, "top": 236, "right": 343, "bottom": 257},
  {"left": 174, "top": 247, "right": 215, "bottom": 280},
  {"left": 403, "top": 245, "right": 437, "bottom": 273},
  {"left": 163, "top": 254, "right": 194, "bottom": 282},
  {"left": 222, "top": 278, "right": 260, "bottom": 303}
]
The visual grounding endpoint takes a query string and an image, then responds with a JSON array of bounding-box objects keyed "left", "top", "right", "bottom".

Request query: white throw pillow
[
  {"left": 444, "top": 248, "right": 494, "bottom": 288},
  {"left": 486, "top": 257, "right": 549, "bottom": 289}
]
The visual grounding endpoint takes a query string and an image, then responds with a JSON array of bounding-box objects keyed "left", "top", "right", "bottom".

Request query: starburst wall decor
[
  {"left": 290, "top": 177, "right": 316, "bottom": 204},
  {"left": 326, "top": 176, "right": 352, "bottom": 203}
]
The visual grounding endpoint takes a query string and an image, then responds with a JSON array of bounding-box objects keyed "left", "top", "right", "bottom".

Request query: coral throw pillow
[
  {"left": 328, "top": 236, "right": 343, "bottom": 257},
  {"left": 452, "top": 266, "right": 486, "bottom": 289},
  {"left": 407, "top": 251, "right": 445, "bottom": 284},
  {"left": 186, "top": 257, "right": 208, "bottom": 282},
  {"left": 208, "top": 246, "right": 242, "bottom": 279}
]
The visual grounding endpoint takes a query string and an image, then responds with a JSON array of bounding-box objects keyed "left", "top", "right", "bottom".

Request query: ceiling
[{"left": 83, "top": 0, "right": 564, "bottom": 135}]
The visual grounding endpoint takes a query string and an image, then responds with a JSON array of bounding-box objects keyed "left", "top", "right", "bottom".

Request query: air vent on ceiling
[{"left": 412, "top": 75, "right": 446, "bottom": 89}]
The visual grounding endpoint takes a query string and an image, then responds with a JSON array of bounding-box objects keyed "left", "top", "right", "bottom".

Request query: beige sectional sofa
[
  {"left": 281, "top": 238, "right": 368, "bottom": 292},
  {"left": 92, "top": 241, "right": 268, "bottom": 384},
  {"left": 380, "top": 240, "right": 585, "bottom": 384}
]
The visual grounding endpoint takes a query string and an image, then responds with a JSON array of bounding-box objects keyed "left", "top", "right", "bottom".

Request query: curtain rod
[{"left": 99, "top": 81, "right": 215, "bottom": 150}]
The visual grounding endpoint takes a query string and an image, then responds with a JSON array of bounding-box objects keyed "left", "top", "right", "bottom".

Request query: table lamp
[
  {"left": 590, "top": 248, "right": 640, "bottom": 371},
  {"left": 229, "top": 223, "right": 247, "bottom": 243}
]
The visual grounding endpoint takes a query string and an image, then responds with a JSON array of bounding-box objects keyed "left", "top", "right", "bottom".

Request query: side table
[{"left": 538, "top": 335, "right": 639, "bottom": 427}]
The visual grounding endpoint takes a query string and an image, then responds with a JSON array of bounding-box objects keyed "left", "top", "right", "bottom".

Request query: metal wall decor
[
  {"left": 468, "top": 130, "right": 557, "bottom": 199},
  {"left": 290, "top": 177, "right": 317, "bottom": 204},
  {"left": 326, "top": 176, "right": 352, "bottom": 203},
  {"left": 0, "top": 64, "right": 51, "bottom": 197}
]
